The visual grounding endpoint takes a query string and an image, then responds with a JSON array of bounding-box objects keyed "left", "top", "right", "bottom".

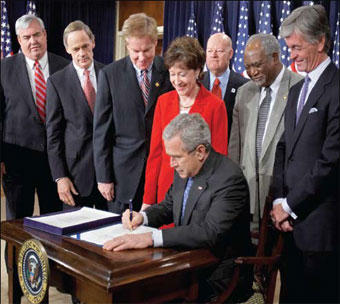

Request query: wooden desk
[{"left": 1, "top": 220, "right": 218, "bottom": 303}]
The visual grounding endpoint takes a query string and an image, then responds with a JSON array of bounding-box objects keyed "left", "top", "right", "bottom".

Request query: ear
[
  {"left": 272, "top": 52, "right": 280, "bottom": 64},
  {"left": 317, "top": 35, "right": 326, "bottom": 52},
  {"left": 196, "top": 144, "right": 206, "bottom": 161}
]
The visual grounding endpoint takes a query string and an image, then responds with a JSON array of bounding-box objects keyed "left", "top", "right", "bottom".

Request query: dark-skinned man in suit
[
  {"left": 46, "top": 20, "right": 107, "bottom": 211},
  {"left": 1, "top": 14, "right": 68, "bottom": 220},
  {"left": 270, "top": 5, "right": 339, "bottom": 303},
  {"left": 202, "top": 32, "right": 248, "bottom": 141},
  {"left": 93, "top": 13, "right": 173, "bottom": 214},
  {"left": 103, "top": 113, "right": 253, "bottom": 302}
]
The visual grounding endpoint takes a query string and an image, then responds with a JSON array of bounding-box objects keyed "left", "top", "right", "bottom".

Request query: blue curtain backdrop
[
  {"left": 4, "top": 0, "right": 115, "bottom": 64},
  {"left": 163, "top": 0, "right": 339, "bottom": 67}
]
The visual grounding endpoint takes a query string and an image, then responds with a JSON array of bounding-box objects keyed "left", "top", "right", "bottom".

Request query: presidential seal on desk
[{"left": 18, "top": 239, "right": 49, "bottom": 304}]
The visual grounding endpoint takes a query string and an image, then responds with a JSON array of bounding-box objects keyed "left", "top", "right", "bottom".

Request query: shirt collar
[
  {"left": 133, "top": 61, "right": 153, "bottom": 75},
  {"left": 209, "top": 67, "right": 230, "bottom": 84},
  {"left": 307, "top": 56, "right": 331, "bottom": 84},
  {"left": 73, "top": 61, "right": 95, "bottom": 76},
  {"left": 25, "top": 52, "right": 48, "bottom": 70}
]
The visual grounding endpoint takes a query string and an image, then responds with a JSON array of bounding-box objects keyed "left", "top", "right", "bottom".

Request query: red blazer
[{"left": 143, "top": 84, "right": 228, "bottom": 205}]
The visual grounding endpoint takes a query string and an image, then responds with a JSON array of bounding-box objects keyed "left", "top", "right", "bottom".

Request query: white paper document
[
  {"left": 69, "top": 223, "right": 158, "bottom": 246},
  {"left": 26, "top": 207, "right": 119, "bottom": 228}
]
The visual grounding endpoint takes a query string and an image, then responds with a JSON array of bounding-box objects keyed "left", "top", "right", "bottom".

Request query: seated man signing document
[{"left": 103, "top": 113, "right": 253, "bottom": 302}]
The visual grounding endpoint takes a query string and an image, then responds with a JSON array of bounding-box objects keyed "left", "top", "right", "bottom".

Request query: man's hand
[
  {"left": 57, "top": 177, "right": 78, "bottom": 206},
  {"left": 121, "top": 209, "right": 143, "bottom": 230},
  {"left": 1, "top": 162, "right": 6, "bottom": 179},
  {"left": 102, "top": 232, "right": 153, "bottom": 251},
  {"left": 140, "top": 203, "right": 151, "bottom": 211},
  {"left": 98, "top": 182, "right": 114, "bottom": 201},
  {"left": 279, "top": 219, "right": 293, "bottom": 232},
  {"left": 270, "top": 204, "right": 290, "bottom": 231}
]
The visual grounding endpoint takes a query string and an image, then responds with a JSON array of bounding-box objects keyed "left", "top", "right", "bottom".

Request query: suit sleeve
[
  {"left": 46, "top": 78, "right": 68, "bottom": 180},
  {"left": 143, "top": 98, "right": 164, "bottom": 204},
  {"left": 93, "top": 69, "right": 115, "bottom": 183},
  {"left": 228, "top": 92, "right": 241, "bottom": 164},
  {"left": 210, "top": 99, "right": 228, "bottom": 156}
]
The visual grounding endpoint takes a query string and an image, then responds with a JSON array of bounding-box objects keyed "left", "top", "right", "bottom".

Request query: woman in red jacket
[{"left": 141, "top": 36, "right": 228, "bottom": 211}]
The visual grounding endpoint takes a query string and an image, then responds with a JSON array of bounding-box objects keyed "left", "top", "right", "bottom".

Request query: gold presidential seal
[{"left": 18, "top": 239, "right": 49, "bottom": 304}]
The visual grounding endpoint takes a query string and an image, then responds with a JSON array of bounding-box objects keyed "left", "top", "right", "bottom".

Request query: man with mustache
[
  {"left": 46, "top": 20, "right": 107, "bottom": 211},
  {"left": 228, "top": 33, "right": 302, "bottom": 231},
  {"left": 0, "top": 14, "right": 68, "bottom": 221}
]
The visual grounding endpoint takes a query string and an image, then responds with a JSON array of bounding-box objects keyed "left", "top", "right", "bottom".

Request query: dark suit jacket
[
  {"left": 145, "top": 149, "right": 252, "bottom": 293},
  {"left": 272, "top": 61, "right": 339, "bottom": 252},
  {"left": 0, "top": 52, "right": 69, "bottom": 160},
  {"left": 46, "top": 61, "right": 105, "bottom": 196},
  {"left": 93, "top": 56, "right": 173, "bottom": 203},
  {"left": 202, "top": 69, "right": 248, "bottom": 139}
]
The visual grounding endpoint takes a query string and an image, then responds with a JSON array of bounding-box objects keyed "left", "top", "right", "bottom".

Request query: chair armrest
[{"left": 235, "top": 256, "right": 281, "bottom": 266}]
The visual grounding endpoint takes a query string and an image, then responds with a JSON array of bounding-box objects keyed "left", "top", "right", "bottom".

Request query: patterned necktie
[
  {"left": 83, "top": 69, "right": 96, "bottom": 113},
  {"left": 34, "top": 61, "right": 47, "bottom": 123},
  {"left": 296, "top": 75, "right": 311, "bottom": 125},
  {"left": 211, "top": 78, "right": 222, "bottom": 99},
  {"left": 140, "top": 69, "right": 150, "bottom": 106},
  {"left": 180, "top": 177, "right": 194, "bottom": 223},
  {"left": 256, "top": 87, "right": 272, "bottom": 162}
]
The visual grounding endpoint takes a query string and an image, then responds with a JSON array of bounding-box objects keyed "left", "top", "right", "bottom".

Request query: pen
[{"left": 129, "top": 199, "right": 133, "bottom": 231}]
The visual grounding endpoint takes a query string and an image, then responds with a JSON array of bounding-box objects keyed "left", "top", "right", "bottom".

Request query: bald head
[{"left": 206, "top": 33, "right": 233, "bottom": 76}]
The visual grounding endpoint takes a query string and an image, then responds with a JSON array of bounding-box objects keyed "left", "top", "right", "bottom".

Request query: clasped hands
[
  {"left": 103, "top": 209, "right": 153, "bottom": 252},
  {"left": 270, "top": 204, "right": 293, "bottom": 232}
]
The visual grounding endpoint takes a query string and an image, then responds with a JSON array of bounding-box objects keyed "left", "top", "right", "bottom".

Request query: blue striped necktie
[
  {"left": 296, "top": 75, "right": 310, "bottom": 125},
  {"left": 181, "top": 177, "right": 194, "bottom": 223},
  {"left": 140, "top": 69, "right": 150, "bottom": 106}
]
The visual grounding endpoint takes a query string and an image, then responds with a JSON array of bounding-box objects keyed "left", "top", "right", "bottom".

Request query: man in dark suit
[
  {"left": 0, "top": 14, "right": 68, "bottom": 220},
  {"left": 93, "top": 13, "right": 173, "bottom": 214},
  {"left": 103, "top": 113, "right": 253, "bottom": 302},
  {"left": 46, "top": 21, "right": 106, "bottom": 210},
  {"left": 202, "top": 33, "right": 248, "bottom": 140},
  {"left": 270, "top": 5, "right": 339, "bottom": 303}
]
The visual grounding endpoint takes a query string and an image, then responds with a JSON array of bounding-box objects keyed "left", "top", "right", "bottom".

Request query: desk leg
[{"left": 7, "top": 244, "right": 22, "bottom": 304}]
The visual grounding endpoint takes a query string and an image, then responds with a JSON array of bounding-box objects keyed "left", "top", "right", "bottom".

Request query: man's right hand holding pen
[{"left": 122, "top": 209, "right": 144, "bottom": 231}]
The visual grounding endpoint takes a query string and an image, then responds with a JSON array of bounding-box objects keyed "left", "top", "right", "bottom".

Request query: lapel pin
[
  {"left": 231, "top": 88, "right": 236, "bottom": 93},
  {"left": 155, "top": 82, "right": 160, "bottom": 87},
  {"left": 198, "top": 186, "right": 203, "bottom": 190},
  {"left": 283, "top": 96, "right": 287, "bottom": 100}
]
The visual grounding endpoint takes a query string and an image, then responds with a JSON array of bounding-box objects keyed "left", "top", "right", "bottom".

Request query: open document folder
[
  {"left": 69, "top": 223, "right": 158, "bottom": 247},
  {"left": 24, "top": 207, "right": 121, "bottom": 235}
]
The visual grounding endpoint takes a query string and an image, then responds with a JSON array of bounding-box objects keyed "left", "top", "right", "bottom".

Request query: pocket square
[{"left": 309, "top": 107, "right": 318, "bottom": 114}]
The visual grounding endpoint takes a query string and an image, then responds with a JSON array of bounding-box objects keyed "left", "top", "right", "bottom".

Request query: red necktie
[
  {"left": 83, "top": 69, "right": 96, "bottom": 113},
  {"left": 34, "top": 61, "right": 47, "bottom": 123},
  {"left": 211, "top": 78, "right": 222, "bottom": 99},
  {"left": 140, "top": 69, "right": 150, "bottom": 106}
]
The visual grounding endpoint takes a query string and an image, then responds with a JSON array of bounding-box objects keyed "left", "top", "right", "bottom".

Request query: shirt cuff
[
  {"left": 140, "top": 211, "right": 163, "bottom": 247},
  {"left": 273, "top": 198, "right": 298, "bottom": 219}
]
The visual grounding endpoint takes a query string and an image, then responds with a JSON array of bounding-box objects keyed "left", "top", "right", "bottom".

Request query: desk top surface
[{"left": 1, "top": 219, "right": 218, "bottom": 291}]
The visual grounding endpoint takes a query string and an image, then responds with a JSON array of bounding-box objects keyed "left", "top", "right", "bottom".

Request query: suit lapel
[
  {"left": 261, "top": 70, "right": 289, "bottom": 160},
  {"left": 224, "top": 70, "right": 238, "bottom": 101},
  {"left": 17, "top": 54, "right": 42, "bottom": 123},
  {"left": 68, "top": 64, "right": 94, "bottom": 122},
  {"left": 202, "top": 72, "right": 210, "bottom": 90},
  {"left": 174, "top": 177, "right": 187, "bottom": 226},
  {"left": 146, "top": 57, "right": 166, "bottom": 114}
]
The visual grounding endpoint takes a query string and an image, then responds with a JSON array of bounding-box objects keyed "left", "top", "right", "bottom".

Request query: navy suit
[
  {"left": 202, "top": 69, "right": 248, "bottom": 140},
  {"left": 271, "top": 61, "right": 339, "bottom": 302},
  {"left": 46, "top": 61, "right": 107, "bottom": 210},
  {"left": 0, "top": 52, "right": 68, "bottom": 220},
  {"left": 93, "top": 56, "right": 173, "bottom": 212}
]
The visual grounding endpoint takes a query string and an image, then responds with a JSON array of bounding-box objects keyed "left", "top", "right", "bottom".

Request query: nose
[{"left": 170, "top": 157, "right": 177, "bottom": 168}]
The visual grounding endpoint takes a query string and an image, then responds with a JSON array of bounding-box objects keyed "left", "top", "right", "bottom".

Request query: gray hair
[
  {"left": 63, "top": 20, "right": 95, "bottom": 48},
  {"left": 163, "top": 113, "right": 211, "bottom": 153},
  {"left": 279, "top": 4, "right": 330, "bottom": 53},
  {"left": 246, "top": 33, "right": 281, "bottom": 59},
  {"left": 15, "top": 14, "right": 45, "bottom": 35}
]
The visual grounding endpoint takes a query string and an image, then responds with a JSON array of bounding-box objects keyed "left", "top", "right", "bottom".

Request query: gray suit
[
  {"left": 228, "top": 67, "right": 302, "bottom": 220},
  {"left": 145, "top": 149, "right": 253, "bottom": 301}
]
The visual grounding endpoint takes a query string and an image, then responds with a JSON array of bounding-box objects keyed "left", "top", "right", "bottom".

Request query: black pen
[{"left": 129, "top": 199, "right": 133, "bottom": 231}]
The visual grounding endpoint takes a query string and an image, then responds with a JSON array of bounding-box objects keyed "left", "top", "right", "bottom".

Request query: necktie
[
  {"left": 83, "top": 69, "right": 96, "bottom": 113},
  {"left": 256, "top": 87, "right": 272, "bottom": 162},
  {"left": 34, "top": 61, "right": 47, "bottom": 123},
  {"left": 211, "top": 78, "right": 222, "bottom": 99},
  {"left": 180, "top": 177, "right": 194, "bottom": 223},
  {"left": 140, "top": 69, "right": 150, "bottom": 106},
  {"left": 296, "top": 75, "right": 310, "bottom": 125}
]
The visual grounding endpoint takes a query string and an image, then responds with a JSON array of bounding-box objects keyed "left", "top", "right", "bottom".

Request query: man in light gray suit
[{"left": 228, "top": 33, "right": 302, "bottom": 229}]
